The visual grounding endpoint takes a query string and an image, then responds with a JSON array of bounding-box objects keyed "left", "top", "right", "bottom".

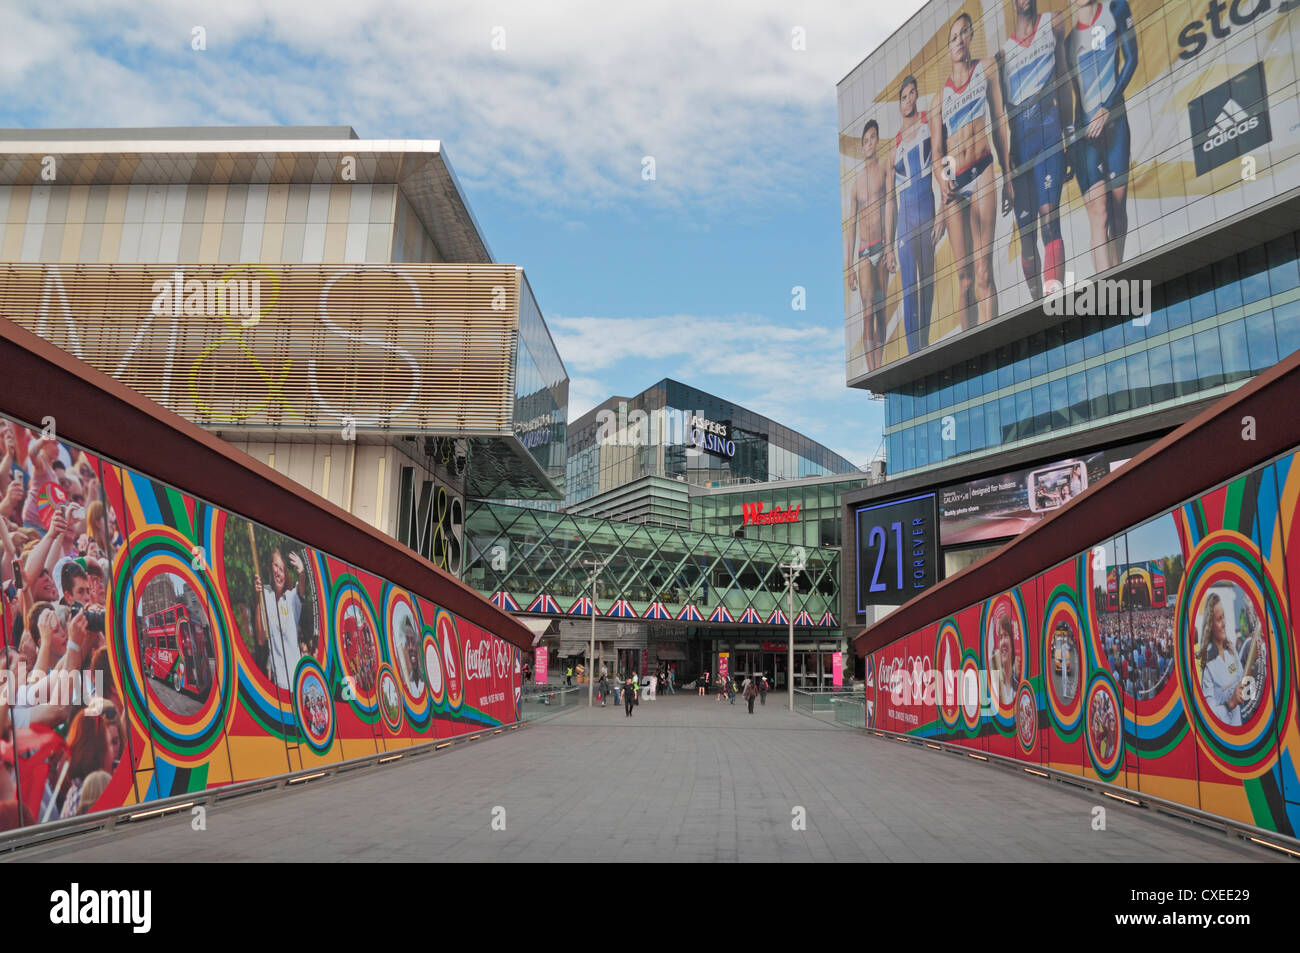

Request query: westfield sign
[{"left": 741, "top": 502, "right": 802, "bottom": 526}]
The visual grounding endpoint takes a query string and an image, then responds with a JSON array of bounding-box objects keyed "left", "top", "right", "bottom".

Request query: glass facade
[
  {"left": 466, "top": 501, "right": 840, "bottom": 624},
  {"left": 566, "top": 379, "right": 858, "bottom": 506},
  {"left": 690, "top": 476, "right": 871, "bottom": 548},
  {"left": 513, "top": 274, "right": 568, "bottom": 496},
  {"left": 885, "top": 233, "right": 1300, "bottom": 476}
]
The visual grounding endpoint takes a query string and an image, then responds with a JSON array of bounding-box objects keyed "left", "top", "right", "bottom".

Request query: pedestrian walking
[
  {"left": 647, "top": 673, "right": 657, "bottom": 700},
  {"left": 632, "top": 670, "right": 640, "bottom": 705},
  {"left": 698, "top": 672, "right": 707, "bottom": 697},
  {"left": 565, "top": 664, "right": 573, "bottom": 687},
  {"left": 666, "top": 668, "right": 676, "bottom": 695},
  {"left": 716, "top": 673, "right": 726, "bottom": 703},
  {"left": 745, "top": 677, "right": 758, "bottom": 714},
  {"left": 759, "top": 674, "right": 767, "bottom": 706},
  {"left": 598, "top": 673, "right": 609, "bottom": 707},
  {"left": 624, "top": 672, "right": 635, "bottom": 717}
]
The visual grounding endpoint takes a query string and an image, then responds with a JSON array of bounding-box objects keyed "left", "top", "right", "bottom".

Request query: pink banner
[
  {"left": 535, "top": 647, "right": 548, "bottom": 684},
  {"left": 832, "top": 651, "right": 843, "bottom": 687},
  {"left": 719, "top": 652, "right": 729, "bottom": 682}
]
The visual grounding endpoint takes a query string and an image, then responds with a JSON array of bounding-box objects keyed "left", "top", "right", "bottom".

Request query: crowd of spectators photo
[
  {"left": 0, "top": 418, "right": 125, "bottom": 832},
  {"left": 1099, "top": 606, "right": 1176, "bottom": 701}
]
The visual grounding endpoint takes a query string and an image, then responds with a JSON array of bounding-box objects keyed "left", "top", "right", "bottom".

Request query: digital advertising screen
[
  {"left": 839, "top": 0, "right": 1300, "bottom": 384},
  {"left": 938, "top": 441, "right": 1141, "bottom": 545},
  {"left": 856, "top": 491, "right": 941, "bottom": 609}
]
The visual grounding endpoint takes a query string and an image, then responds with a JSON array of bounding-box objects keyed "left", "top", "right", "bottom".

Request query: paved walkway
[{"left": 11, "top": 694, "right": 1273, "bottom": 862}]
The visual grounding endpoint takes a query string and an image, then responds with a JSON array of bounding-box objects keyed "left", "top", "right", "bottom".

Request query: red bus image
[{"left": 142, "top": 603, "right": 213, "bottom": 697}]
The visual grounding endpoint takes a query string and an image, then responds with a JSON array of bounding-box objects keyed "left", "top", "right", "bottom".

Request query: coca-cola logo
[{"left": 465, "top": 641, "right": 492, "bottom": 681}]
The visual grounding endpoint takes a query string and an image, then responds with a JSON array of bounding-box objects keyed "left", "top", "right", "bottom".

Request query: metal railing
[
  {"left": 832, "top": 695, "right": 866, "bottom": 727},
  {"left": 792, "top": 687, "right": 865, "bottom": 718},
  {"left": 861, "top": 725, "right": 1300, "bottom": 860},
  {"left": 0, "top": 719, "right": 524, "bottom": 856},
  {"left": 521, "top": 685, "right": 582, "bottom": 720}
]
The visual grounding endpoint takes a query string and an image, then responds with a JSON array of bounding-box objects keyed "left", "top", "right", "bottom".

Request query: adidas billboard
[{"left": 1189, "top": 63, "right": 1272, "bottom": 175}]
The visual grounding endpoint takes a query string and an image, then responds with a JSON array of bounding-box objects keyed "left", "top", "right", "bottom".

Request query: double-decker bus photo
[{"left": 138, "top": 574, "right": 214, "bottom": 710}]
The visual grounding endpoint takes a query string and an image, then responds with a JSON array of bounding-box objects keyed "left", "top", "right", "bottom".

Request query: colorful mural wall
[
  {"left": 864, "top": 448, "right": 1300, "bottom": 835},
  {"left": 0, "top": 414, "right": 522, "bottom": 834}
]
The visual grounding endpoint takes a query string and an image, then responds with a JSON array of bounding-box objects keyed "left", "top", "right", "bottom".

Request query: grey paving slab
[{"left": 5, "top": 694, "right": 1278, "bottom": 863}]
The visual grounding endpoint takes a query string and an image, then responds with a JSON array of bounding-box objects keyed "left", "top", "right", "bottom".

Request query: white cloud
[
  {"left": 551, "top": 310, "right": 882, "bottom": 465},
  {"left": 1, "top": 0, "right": 913, "bottom": 208}
]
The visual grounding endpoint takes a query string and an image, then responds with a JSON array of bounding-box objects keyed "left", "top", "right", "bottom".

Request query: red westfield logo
[{"left": 741, "top": 502, "right": 801, "bottom": 526}]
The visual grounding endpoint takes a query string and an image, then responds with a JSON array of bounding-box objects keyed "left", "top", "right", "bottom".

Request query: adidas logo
[{"left": 1203, "top": 97, "right": 1259, "bottom": 152}]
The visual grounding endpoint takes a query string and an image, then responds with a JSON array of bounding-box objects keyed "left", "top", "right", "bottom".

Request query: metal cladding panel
[{"left": 0, "top": 262, "right": 520, "bottom": 433}]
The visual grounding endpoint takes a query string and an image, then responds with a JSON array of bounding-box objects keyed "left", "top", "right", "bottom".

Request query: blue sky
[{"left": 0, "top": 0, "right": 930, "bottom": 466}]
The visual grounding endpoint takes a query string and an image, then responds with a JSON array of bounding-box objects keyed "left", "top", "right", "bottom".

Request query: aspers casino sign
[{"left": 688, "top": 415, "right": 735, "bottom": 457}]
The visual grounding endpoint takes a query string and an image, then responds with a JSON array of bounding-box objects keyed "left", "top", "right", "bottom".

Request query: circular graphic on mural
[
  {"left": 108, "top": 526, "right": 235, "bottom": 767},
  {"left": 959, "top": 653, "right": 982, "bottom": 733},
  {"left": 1042, "top": 589, "right": 1085, "bottom": 736},
  {"left": 981, "top": 590, "right": 1027, "bottom": 727},
  {"left": 513, "top": 650, "right": 522, "bottom": 720},
  {"left": 436, "top": 610, "right": 464, "bottom": 712},
  {"left": 1189, "top": 581, "right": 1268, "bottom": 727},
  {"left": 422, "top": 629, "right": 445, "bottom": 706},
  {"left": 386, "top": 590, "right": 425, "bottom": 700},
  {"left": 1015, "top": 682, "right": 1037, "bottom": 753},
  {"left": 335, "top": 593, "right": 381, "bottom": 715},
  {"left": 293, "top": 657, "right": 334, "bottom": 755},
  {"left": 377, "top": 664, "right": 403, "bottom": 734},
  {"left": 934, "top": 619, "right": 962, "bottom": 730},
  {"left": 1084, "top": 673, "right": 1122, "bottom": 780},
  {"left": 1176, "top": 531, "right": 1291, "bottom": 779},
  {"left": 137, "top": 570, "right": 217, "bottom": 710}
]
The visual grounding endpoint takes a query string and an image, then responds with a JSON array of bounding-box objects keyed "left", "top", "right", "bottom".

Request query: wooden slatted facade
[{"left": 0, "top": 262, "right": 521, "bottom": 433}]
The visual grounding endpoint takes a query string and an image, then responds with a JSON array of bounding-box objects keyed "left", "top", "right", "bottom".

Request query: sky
[{"left": 0, "top": 0, "right": 931, "bottom": 467}]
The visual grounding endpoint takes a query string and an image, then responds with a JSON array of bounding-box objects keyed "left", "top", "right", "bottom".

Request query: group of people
[
  {"left": 0, "top": 419, "right": 127, "bottom": 831},
  {"left": 1100, "top": 607, "right": 1175, "bottom": 701},
  {"left": 848, "top": 0, "right": 1137, "bottom": 368},
  {"left": 708, "top": 672, "right": 769, "bottom": 713},
  {"left": 594, "top": 663, "right": 678, "bottom": 716}
]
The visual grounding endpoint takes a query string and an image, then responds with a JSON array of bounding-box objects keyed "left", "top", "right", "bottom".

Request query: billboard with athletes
[{"left": 839, "top": 0, "right": 1300, "bottom": 383}]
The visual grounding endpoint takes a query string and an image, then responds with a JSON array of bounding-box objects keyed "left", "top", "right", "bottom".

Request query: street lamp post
[
  {"left": 780, "top": 548, "right": 805, "bottom": 712},
  {"left": 583, "top": 558, "right": 605, "bottom": 707}
]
